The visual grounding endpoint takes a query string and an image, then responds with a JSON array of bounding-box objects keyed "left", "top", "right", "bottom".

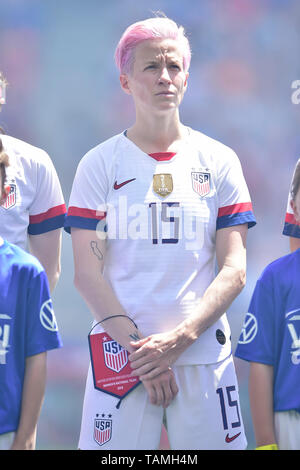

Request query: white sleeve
[
  {"left": 216, "top": 148, "right": 256, "bottom": 230},
  {"left": 28, "top": 150, "right": 66, "bottom": 235},
  {"left": 64, "top": 148, "right": 108, "bottom": 233}
]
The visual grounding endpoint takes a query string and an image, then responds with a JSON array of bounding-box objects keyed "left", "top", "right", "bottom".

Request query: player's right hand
[{"left": 141, "top": 368, "right": 178, "bottom": 408}]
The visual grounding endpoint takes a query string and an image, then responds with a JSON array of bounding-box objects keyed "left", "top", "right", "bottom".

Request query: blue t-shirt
[
  {"left": 0, "top": 240, "right": 62, "bottom": 434},
  {"left": 235, "top": 249, "right": 300, "bottom": 413}
]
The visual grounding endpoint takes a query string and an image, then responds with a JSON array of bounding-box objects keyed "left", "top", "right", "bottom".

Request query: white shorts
[
  {"left": 274, "top": 410, "right": 300, "bottom": 450},
  {"left": 78, "top": 354, "right": 247, "bottom": 450},
  {"left": 0, "top": 432, "right": 15, "bottom": 450}
]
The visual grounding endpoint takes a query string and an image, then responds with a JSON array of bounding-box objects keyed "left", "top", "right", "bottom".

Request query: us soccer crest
[
  {"left": 103, "top": 338, "right": 128, "bottom": 373},
  {"left": 94, "top": 414, "right": 112, "bottom": 446},
  {"left": 1, "top": 183, "right": 16, "bottom": 209},
  {"left": 153, "top": 174, "right": 173, "bottom": 198},
  {"left": 191, "top": 171, "right": 211, "bottom": 197},
  {"left": 88, "top": 330, "right": 141, "bottom": 400}
]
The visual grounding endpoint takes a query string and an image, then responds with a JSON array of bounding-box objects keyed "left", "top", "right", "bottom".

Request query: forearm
[
  {"left": 43, "top": 264, "right": 60, "bottom": 293},
  {"left": 75, "top": 259, "right": 179, "bottom": 407},
  {"left": 28, "top": 230, "right": 62, "bottom": 292},
  {"left": 173, "top": 225, "right": 247, "bottom": 354},
  {"left": 11, "top": 353, "right": 47, "bottom": 450},
  {"left": 249, "top": 362, "right": 276, "bottom": 447},
  {"left": 129, "top": 263, "right": 246, "bottom": 379},
  {"left": 71, "top": 229, "right": 179, "bottom": 407},
  {"left": 172, "top": 262, "right": 246, "bottom": 355},
  {"left": 74, "top": 267, "right": 144, "bottom": 353},
  {"left": 72, "top": 229, "right": 146, "bottom": 351},
  {"left": 129, "top": 225, "right": 248, "bottom": 379}
]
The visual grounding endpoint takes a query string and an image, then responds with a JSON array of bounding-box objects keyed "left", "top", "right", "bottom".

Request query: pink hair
[{"left": 115, "top": 17, "right": 191, "bottom": 74}]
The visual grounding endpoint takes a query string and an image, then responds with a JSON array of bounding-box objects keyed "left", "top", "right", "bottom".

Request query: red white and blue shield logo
[
  {"left": 1, "top": 183, "right": 16, "bottom": 209},
  {"left": 191, "top": 172, "right": 211, "bottom": 197},
  {"left": 103, "top": 339, "right": 128, "bottom": 373},
  {"left": 94, "top": 416, "right": 112, "bottom": 446}
]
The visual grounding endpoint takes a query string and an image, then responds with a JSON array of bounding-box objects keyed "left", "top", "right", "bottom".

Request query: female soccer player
[
  {"left": 0, "top": 145, "right": 62, "bottom": 450},
  {"left": 0, "top": 71, "right": 66, "bottom": 292},
  {"left": 235, "top": 160, "right": 300, "bottom": 450},
  {"left": 65, "top": 15, "right": 256, "bottom": 450}
]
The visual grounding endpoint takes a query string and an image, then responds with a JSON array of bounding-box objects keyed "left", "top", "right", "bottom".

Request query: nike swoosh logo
[
  {"left": 225, "top": 432, "right": 241, "bottom": 443},
  {"left": 114, "top": 178, "right": 136, "bottom": 190}
]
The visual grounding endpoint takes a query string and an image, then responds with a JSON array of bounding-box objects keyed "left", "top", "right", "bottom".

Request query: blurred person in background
[
  {"left": 0, "top": 146, "right": 63, "bottom": 450},
  {"left": 283, "top": 159, "right": 300, "bottom": 252},
  {"left": 0, "top": 71, "right": 66, "bottom": 292},
  {"left": 65, "top": 15, "right": 256, "bottom": 450},
  {"left": 235, "top": 158, "right": 300, "bottom": 450}
]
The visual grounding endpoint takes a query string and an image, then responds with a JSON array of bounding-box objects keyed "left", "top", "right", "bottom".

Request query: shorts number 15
[{"left": 216, "top": 386, "right": 241, "bottom": 431}]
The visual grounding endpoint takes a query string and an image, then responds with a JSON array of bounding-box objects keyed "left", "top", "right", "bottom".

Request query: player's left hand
[{"left": 129, "top": 331, "right": 185, "bottom": 379}]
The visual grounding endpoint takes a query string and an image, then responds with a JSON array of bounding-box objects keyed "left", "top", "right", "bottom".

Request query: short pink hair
[{"left": 115, "top": 16, "right": 191, "bottom": 75}]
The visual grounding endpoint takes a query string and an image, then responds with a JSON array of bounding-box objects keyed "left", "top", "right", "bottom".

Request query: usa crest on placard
[
  {"left": 191, "top": 172, "right": 211, "bottom": 197},
  {"left": 103, "top": 338, "right": 128, "bottom": 373},
  {"left": 1, "top": 183, "right": 16, "bottom": 209},
  {"left": 94, "top": 415, "right": 112, "bottom": 446}
]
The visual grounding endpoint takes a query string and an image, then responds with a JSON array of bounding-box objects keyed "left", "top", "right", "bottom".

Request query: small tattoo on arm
[{"left": 90, "top": 241, "right": 103, "bottom": 261}]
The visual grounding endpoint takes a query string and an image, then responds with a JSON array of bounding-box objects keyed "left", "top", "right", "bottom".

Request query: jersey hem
[
  {"left": 0, "top": 427, "right": 17, "bottom": 436},
  {"left": 174, "top": 349, "right": 232, "bottom": 366},
  {"left": 26, "top": 341, "right": 63, "bottom": 358},
  {"left": 216, "top": 212, "right": 256, "bottom": 230},
  {"left": 274, "top": 408, "right": 300, "bottom": 414},
  {"left": 234, "top": 352, "right": 274, "bottom": 366},
  {"left": 64, "top": 216, "right": 102, "bottom": 233},
  {"left": 28, "top": 213, "right": 66, "bottom": 235}
]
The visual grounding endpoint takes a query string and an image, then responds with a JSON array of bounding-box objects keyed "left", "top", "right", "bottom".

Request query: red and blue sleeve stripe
[
  {"left": 28, "top": 204, "right": 67, "bottom": 235},
  {"left": 283, "top": 213, "right": 300, "bottom": 238},
  {"left": 216, "top": 202, "right": 256, "bottom": 230},
  {"left": 64, "top": 206, "right": 107, "bottom": 233}
]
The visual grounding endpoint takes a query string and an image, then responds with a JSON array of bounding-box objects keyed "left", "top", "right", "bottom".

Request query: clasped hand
[
  {"left": 129, "top": 331, "right": 183, "bottom": 408},
  {"left": 129, "top": 331, "right": 181, "bottom": 379}
]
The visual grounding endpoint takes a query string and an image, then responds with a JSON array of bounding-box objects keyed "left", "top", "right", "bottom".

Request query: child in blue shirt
[{"left": 235, "top": 158, "right": 300, "bottom": 450}]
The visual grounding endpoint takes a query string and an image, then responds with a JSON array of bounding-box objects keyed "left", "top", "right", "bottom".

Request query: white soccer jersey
[
  {"left": 65, "top": 128, "right": 256, "bottom": 365},
  {"left": 0, "top": 135, "right": 66, "bottom": 249}
]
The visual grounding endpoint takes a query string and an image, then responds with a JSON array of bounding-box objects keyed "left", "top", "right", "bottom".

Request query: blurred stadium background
[{"left": 0, "top": 0, "right": 299, "bottom": 450}]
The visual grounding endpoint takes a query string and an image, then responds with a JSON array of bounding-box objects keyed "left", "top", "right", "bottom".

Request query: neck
[{"left": 127, "top": 110, "right": 187, "bottom": 153}]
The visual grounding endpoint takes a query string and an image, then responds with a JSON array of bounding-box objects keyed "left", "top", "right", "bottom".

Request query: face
[
  {"left": 120, "top": 38, "right": 189, "bottom": 115},
  {"left": 291, "top": 186, "right": 300, "bottom": 223}
]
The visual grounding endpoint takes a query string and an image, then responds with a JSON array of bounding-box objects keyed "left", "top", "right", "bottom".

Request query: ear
[{"left": 119, "top": 74, "right": 132, "bottom": 95}]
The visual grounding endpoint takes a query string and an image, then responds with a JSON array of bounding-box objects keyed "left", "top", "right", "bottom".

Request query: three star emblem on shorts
[{"left": 94, "top": 413, "right": 113, "bottom": 446}]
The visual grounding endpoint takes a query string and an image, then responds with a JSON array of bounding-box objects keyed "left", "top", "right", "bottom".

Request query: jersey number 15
[{"left": 149, "top": 202, "right": 179, "bottom": 245}]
